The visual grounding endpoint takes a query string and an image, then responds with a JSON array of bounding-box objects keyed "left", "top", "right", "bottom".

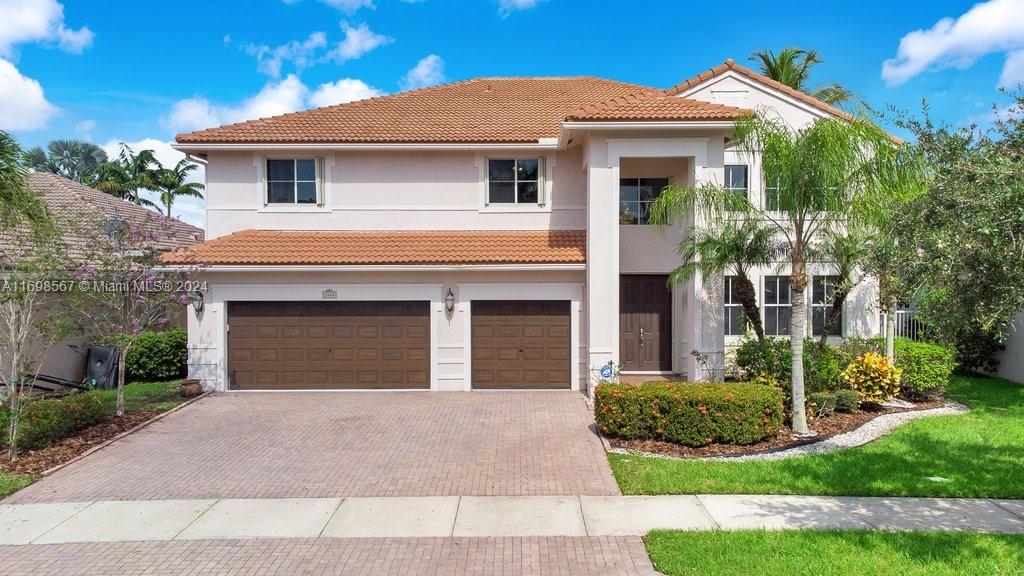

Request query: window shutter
[{"left": 536, "top": 156, "right": 546, "bottom": 206}]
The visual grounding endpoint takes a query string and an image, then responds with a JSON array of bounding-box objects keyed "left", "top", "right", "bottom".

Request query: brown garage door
[
  {"left": 471, "top": 300, "right": 570, "bottom": 389},
  {"left": 227, "top": 301, "right": 430, "bottom": 390}
]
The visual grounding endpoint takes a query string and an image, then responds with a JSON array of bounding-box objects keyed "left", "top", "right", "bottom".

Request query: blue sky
[{"left": 1, "top": 0, "right": 1022, "bottom": 225}]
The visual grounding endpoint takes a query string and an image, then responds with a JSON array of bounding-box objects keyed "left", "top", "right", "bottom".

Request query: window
[
  {"left": 488, "top": 158, "right": 541, "bottom": 205},
  {"left": 812, "top": 275, "right": 843, "bottom": 337},
  {"left": 619, "top": 178, "right": 668, "bottom": 225},
  {"left": 266, "top": 158, "right": 319, "bottom": 205},
  {"left": 724, "top": 165, "right": 748, "bottom": 198},
  {"left": 765, "top": 174, "right": 781, "bottom": 211},
  {"left": 764, "top": 275, "right": 791, "bottom": 336},
  {"left": 724, "top": 276, "right": 746, "bottom": 336}
]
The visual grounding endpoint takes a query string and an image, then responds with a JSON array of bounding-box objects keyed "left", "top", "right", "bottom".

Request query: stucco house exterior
[{"left": 165, "top": 59, "right": 880, "bottom": 393}]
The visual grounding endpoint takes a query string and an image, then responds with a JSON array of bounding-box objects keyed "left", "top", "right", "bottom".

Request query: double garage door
[{"left": 227, "top": 300, "right": 569, "bottom": 390}]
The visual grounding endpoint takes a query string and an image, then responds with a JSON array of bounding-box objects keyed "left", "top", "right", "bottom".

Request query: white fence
[{"left": 880, "top": 309, "right": 927, "bottom": 341}]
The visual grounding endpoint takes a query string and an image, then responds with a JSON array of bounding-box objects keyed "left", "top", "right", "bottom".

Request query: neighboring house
[
  {"left": 165, "top": 59, "right": 879, "bottom": 393},
  {"left": 17, "top": 173, "right": 204, "bottom": 381}
]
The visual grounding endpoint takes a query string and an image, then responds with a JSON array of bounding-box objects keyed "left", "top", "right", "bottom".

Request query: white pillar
[{"left": 585, "top": 139, "right": 619, "bottom": 393}]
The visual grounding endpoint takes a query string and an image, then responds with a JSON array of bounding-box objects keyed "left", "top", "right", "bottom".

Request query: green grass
[
  {"left": 609, "top": 375, "right": 1024, "bottom": 498},
  {"left": 645, "top": 530, "right": 1024, "bottom": 576},
  {"left": 0, "top": 379, "right": 185, "bottom": 498}
]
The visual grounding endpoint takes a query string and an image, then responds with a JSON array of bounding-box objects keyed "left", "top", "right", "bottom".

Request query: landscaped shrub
[
  {"left": 894, "top": 339, "right": 956, "bottom": 399},
  {"left": 735, "top": 337, "right": 846, "bottom": 396},
  {"left": 594, "top": 382, "right": 784, "bottom": 446},
  {"left": 842, "top": 352, "right": 902, "bottom": 404},
  {"left": 837, "top": 337, "right": 884, "bottom": 366},
  {"left": 1, "top": 393, "right": 105, "bottom": 450},
  {"left": 807, "top": 392, "right": 837, "bottom": 418},
  {"left": 125, "top": 327, "right": 187, "bottom": 381},
  {"left": 834, "top": 389, "right": 860, "bottom": 413}
]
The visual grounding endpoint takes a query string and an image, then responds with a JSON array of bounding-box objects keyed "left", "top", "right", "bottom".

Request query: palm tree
[
  {"left": 661, "top": 219, "right": 782, "bottom": 341},
  {"left": 809, "top": 228, "right": 867, "bottom": 352},
  {"left": 750, "top": 47, "right": 856, "bottom": 105},
  {"left": 24, "top": 139, "right": 108, "bottom": 183},
  {"left": 155, "top": 159, "right": 204, "bottom": 217},
  {"left": 94, "top": 145, "right": 160, "bottom": 208},
  {"left": 0, "top": 131, "right": 47, "bottom": 226},
  {"left": 650, "top": 112, "right": 913, "bottom": 435}
]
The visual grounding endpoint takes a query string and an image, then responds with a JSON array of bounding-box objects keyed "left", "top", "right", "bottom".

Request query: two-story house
[{"left": 165, "top": 59, "right": 880, "bottom": 393}]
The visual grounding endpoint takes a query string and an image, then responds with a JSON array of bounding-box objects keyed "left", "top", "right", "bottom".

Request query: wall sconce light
[
  {"left": 444, "top": 288, "right": 455, "bottom": 318},
  {"left": 188, "top": 289, "right": 204, "bottom": 314}
]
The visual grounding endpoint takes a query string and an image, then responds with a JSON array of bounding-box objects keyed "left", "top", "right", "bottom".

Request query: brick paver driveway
[{"left": 7, "top": 391, "right": 620, "bottom": 503}]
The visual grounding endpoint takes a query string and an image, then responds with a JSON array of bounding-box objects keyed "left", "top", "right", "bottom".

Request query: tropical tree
[
  {"left": 0, "top": 132, "right": 47, "bottom": 226},
  {"left": 809, "top": 228, "right": 867, "bottom": 352},
  {"left": 657, "top": 219, "right": 781, "bottom": 341},
  {"left": 650, "top": 113, "right": 912, "bottom": 435},
  {"left": 94, "top": 144, "right": 160, "bottom": 208},
  {"left": 155, "top": 159, "right": 204, "bottom": 217},
  {"left": 24, "top": 139, "right": 108, "bottom": 183},
  {"left": 750, "top": 47, "right": 856, "bottom": 105}
]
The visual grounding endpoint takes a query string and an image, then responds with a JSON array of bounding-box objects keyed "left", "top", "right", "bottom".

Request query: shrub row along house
[{"left": 164, "top": 59, "right": 882, "bottom": 393}]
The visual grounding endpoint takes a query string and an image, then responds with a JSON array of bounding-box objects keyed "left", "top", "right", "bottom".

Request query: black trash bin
[{"left": 85, "top": 346, "right": 120, "bottom": 389}]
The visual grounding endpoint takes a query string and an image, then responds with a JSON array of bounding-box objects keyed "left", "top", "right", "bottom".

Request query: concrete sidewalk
[{"left": 2, "top": 495, "right": 1023, "bottom": 545}]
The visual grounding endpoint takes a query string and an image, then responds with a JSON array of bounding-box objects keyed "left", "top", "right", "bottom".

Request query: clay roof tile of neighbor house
[
  {"left": 160, "top": 229, "right": 587, "bottom": 266},
  {"left": 174, "top": 76, "right": 749, "bottom": 145}
]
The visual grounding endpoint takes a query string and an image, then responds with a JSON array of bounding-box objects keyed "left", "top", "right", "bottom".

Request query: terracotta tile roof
[
  {"left": 176, "top": 77, "right": 655, "bottom": 145},
  {"left": 665, "top": 59, "right": 856, "bottom": 122},
  {"left": 566, "top": 90, "right": 749, "bottom": 122},
  {"left": 161, "top": 229, "right": 586, "bottom": 266}
]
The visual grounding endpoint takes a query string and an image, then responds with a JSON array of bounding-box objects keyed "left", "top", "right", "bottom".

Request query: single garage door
[
  {"left": 227, "top": 301, "right": 430, "bottom": 390},
  {"left": 471, "top": 300, "right": 570, "bottom": 389}
]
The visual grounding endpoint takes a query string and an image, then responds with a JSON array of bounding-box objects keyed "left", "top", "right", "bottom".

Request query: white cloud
[
  {"left": 498, "top": 0, "right": 541, "bottom": 16},
  {"left": 0, "top": 0, "right": 93, "bottom": 57},
  {"left": 0, "top": 57, "right": 58, "bottom": 130},
  {"left": 999, "top": 49, "right": 1024, "bottom": 87},
  {"left": 320, "top": 0, "right": 375, "bottom": 12},
  {"left": 100, "top": 138, "right": 206, "bottom": 227},
  {"left": 882, "top": 0, "right": 1024, "bottom": 87},
  {"left": 74, "top": 118, "right": 96, "bottom": 136},
  {"left": 400, "top": 54, "right": 445, "bottom": 90},
  {"left": 327, "top": 22, "right": 392, "bottom": 62},
  {"left": 309, "top": 78, "right": 384, "bottom": 107},
  {"left": 245, "top": 31, "right": 327, "bottom": 77},
  {"left": 162, "top": 75, "right": 309, "bottom": 133}
]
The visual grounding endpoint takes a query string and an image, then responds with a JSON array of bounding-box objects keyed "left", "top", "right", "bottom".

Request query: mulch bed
[
  {"left": 0, "top": 411, "right": 159, "bottom": 475},
  {"left": 609, "top": 400, "right": 944, "bottom": 459}
]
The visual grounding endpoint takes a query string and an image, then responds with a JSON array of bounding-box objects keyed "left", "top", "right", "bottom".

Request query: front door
[{"left": 619, "top": 275, "right": 672, "bottom": 372}]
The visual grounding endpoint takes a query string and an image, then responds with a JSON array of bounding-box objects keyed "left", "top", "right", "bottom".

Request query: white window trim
[
  {"left": 724, "top": 164, "right": 749, "bottom": 197},
  {"left": 475, "top": 153, "right": 554, "bottom": 213},
  {"left": 763, "top": 274, "right": 793, "bottom": 337},
  {"left": 724, "top": 275, "right": 745, "bottom": 337},
  {"left": 254, "top": 153, "right": 333, "bottom": 213}
]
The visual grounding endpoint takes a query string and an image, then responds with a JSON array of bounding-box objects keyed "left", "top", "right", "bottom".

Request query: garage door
[
  {"left": 227, "top": 301, "right": 430, "bottom": 390},
  {"left": 471, "top": 300, "right": 570, "bottom": 389}
]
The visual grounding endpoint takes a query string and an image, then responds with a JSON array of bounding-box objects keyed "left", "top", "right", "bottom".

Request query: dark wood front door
[
  {"left": 620, "top": 275, "right": 672, "bottom": 372},
  {"left": 227, "top": 301, "right": 430, "bottom": 390},
  {"left": 471, "top": 300, "right": 571, "bottom": 389}
]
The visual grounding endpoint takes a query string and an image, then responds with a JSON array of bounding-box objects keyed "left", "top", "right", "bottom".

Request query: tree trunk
[
  {"left": 7, "top": 387, "right": 19, "bottom": 462},
  {"left": 116, "top": 345, "right": 128, "bottom": 417},
  {"left": 885, "top": 297, "right": 896, "bottom": 363},
  {"left": 735, "top": 273, "right": 765, "bottom": 341},
  {"left": 816, "top": 285, "right": 850, "bottom": 352},
  {"left": 789, "top": 261, "right": 812, "bottom": 436}
]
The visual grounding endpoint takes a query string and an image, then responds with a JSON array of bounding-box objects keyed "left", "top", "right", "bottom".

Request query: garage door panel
[
  {"left": 228, "top": 301, "right": 430, "bottom": 390},
  {"left": 472, "top": 300, "right": 570, "bottom": 389}
]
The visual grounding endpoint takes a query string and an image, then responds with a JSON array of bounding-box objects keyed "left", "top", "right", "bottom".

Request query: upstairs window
[
  {"left": 764, "top": 275, "right": 792, "bottom": 336},
  {"left": 812, "top": 275, "right": 843, "bottom": 337},
  {"left": 619, "top": 178, "right": 668, "bottom": 225},
  {"left": 266, "top": 158, "right": 320, "bottom": 205},
  {"left": 488, "top": 158, "right": 542, "bottom": 205},
  {"left": 724, "top": 275, "right": 746, "bottom": 336},
  {"left": 724, "top": 165, "right": 748, "bottom": 198},
  {"left": 765, "top": 174, "right": 781, "bottom": 211}
]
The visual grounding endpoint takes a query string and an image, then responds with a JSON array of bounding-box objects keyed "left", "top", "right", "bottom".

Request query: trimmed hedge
[
  {"left": 594, "top": 382, "right": 784, "bottom": 446},
  {"left": 125, "top": 327, "right": 187, "bottom": 381},
  {"left": 735, "top": 337, "right": 845, "bottom": 395},
  {"left": 1, "top": 393, "right": 105, "bottom": 450},
  {"left": 895, "top": 340, "right": 956, "bottom": 398}
]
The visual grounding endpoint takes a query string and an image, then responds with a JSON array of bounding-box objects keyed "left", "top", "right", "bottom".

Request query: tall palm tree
[
  {"left": 660, "top": 219, "right": 782, "bottom": 341},
  {"left": 750, "top": 47, "right": 856, "bottom": 105},
  {"left": 650, "top": 112, "right": 914, "bottom": 435},
  {"left": 155, "top": 159, "right": 204, "bottom": 217},
  {"left": 94, "top": 144, "right": 160, "bottom": 208},
  {"left": 24, "top": 139, "right": 108, "bottom": 183},
  {"left": 0, "top": 131, "right": 47, "bottom": 226}
]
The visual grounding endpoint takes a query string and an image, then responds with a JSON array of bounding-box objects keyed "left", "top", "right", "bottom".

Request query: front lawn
[
  {"left": 645, "top": 530, "right": 1024, "bottom": 576},
  {"left": 0, "top": 379, "right": 185, "bottom": 498},
  {"left": 609, "top": 375, "right": 1024, "bottom": 498}
]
